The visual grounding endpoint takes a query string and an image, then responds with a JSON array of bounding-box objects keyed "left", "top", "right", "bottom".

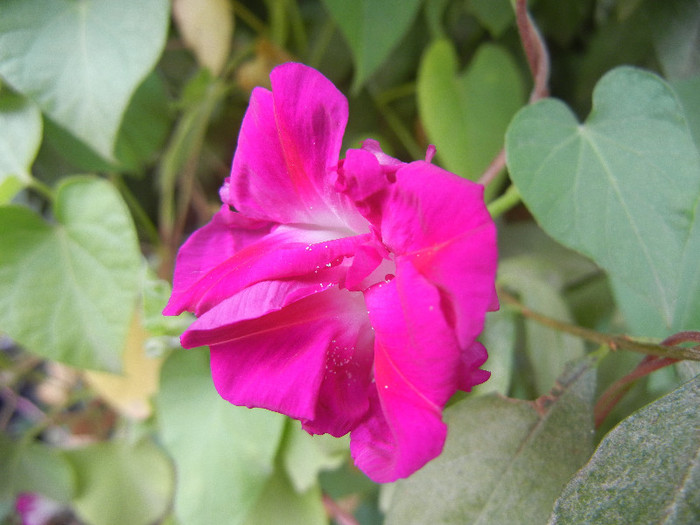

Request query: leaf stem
[
  {"left": 372, "top": 94, "right": 424, "bottom": 161},
  {"left": 498, "top": 286, "right": 700, "bottom": 361},
  {"left": 28, "top": 177, "right": 55, "bottom": 202},
  {"left": 487, "top": 184, "right": 521, "bottom": 218}
]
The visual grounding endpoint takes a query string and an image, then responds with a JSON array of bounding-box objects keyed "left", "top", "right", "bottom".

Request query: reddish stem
[
  {"left": 515, "top": 0, "right": 550, "bottom": 102},
  {"left": 322, "top": 493, "right": 359, "bottom": 525},
  {"left": 593, "top": 333, "right": 692, "bottom": 428}
]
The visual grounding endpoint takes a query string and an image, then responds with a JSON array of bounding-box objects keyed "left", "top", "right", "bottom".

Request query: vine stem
[
  {"left": 498, "top": 287, "right": 700, "bottom": 362},
  {"left": 478, "top": 0, "right": 550, "bottom": 188}
]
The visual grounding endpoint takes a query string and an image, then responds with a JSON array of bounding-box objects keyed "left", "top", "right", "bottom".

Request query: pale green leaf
[
  {"left": 385, "top": 362, "right": 596, "bottom": 524},
  {"left": 0, "top": 436, "right": 75, "bottom": 504},
  {"left": 0, "top": 176, "right": 142, "bottom": 371},
  {"left": 0, "top": 91, "right": 42, "bottom": 203},
  {"left": 506, "top": 66, "right": 700, "bottom": 336},
  {"left": 321, "top": 0, "right": 422, "bottom": 91},
  {"left": 157, "top": 350, "right": 286, "bottom": 525},
  {"left": 0, "top": 0, "right": 169, "bottom": 160},
  {"left": 417, "top": 40, "right": 524, "bottom": 194},
  {"left": 499, "top": 257, "right": 586, "bottom": 395},
  {"left": 66, "top": 440, "right": 173, "bottom": 525},
  {"left": 471, "top": 308, "right": 517, "bottom": 396},
  {"left": 242, "top": 472, "right": 327, "bottom": 525},
  {"left": 282, "top": 420, "right": 348, "bottom": 494},
  {"left": 551, "top": 375, "right": 700, "bottom": 524}
]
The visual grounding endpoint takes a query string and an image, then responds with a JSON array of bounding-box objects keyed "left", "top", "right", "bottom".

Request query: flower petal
[
  {"left": 351, "top": 260, "right": 463, "bottom": 482},
  {"left": 164, "top": 206, "right": 273, "bottom": 316},
  {"left": 225, "top": 63, "right": 361, "bottom": 230},
  {"left": 194, "top": 287, "right": 373, "bottom": 435},
  {"left": 380, "top": 160, "right": 498, "bottom": 346},
  {"left": 166, "top": 219, "right": 369, "bottom": 316}
]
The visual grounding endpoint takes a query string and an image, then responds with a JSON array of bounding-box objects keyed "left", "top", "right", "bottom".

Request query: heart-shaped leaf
[
  {"left": 506, "top": 67, "right": 700, "bottom": 336},
  {"left": 0, "top": 92, "right": 42, "bottom": 203},
  {"left": 321, "top": 0, "right": 422, "bottom": 91},
  {"left": 418, "top": 40, "right": 524, "bottom": 191},
  {"left": 551, "top": 375, "right": 700, "bottom": 524},
  {"left": 385, "top": 362, "right": 596, "bottom": 524},
  {"left": 66, "top": 440, "right": 173, "bottom": 525},
  {"left": 0, "top": 177, "right": 142, "bottom": 371},
  {"left": 0, "top": 0, "right": 169, "bottom": 160},
  {"left": 156, "top": 350, "right": 286, "bottom": 525}
]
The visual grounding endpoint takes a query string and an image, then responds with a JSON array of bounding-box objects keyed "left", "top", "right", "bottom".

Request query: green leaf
[
  {"left": 471, "top": 308, "right": 517, "bottom": 396},
  {"left": 321, "top": 0, "right": 422, "bottom": 91},
  {"left": 647, "top": 0, "right": 700, "bottom": 80},
  {"left": 506, "top": 67, "right": 700, "bottom": 337},
  {"left": 672, "top": 75, "right": 700, "bottom": 149},
  {"left": 0, "top": 0, "right": 169, "bottom": 160},
  {"left": 551, "top": 375, "right": 700, "bottom": 524},
  {"left": 417, "top": 40, "right": 524, "bottom": 192},
  {"left": 467, "top": 0, "right": 514, "bottom": 37},
  {"left": 0, "top": 91, "right": 42, "bottom": 203},
  {"left": 385, "top": 362, "right": 596, "bottom": 524},
  {"left": 0, "top": 176, "right": 142, "bottom": 371},
  {"left": 499, "top": 257, "right": 586, "bottom": 396},
  {"left": 242, "top": 471, "right": 327, "bottom": 525},
  {"left": 157, "top": 350, "right": 286, "bottom": 525},
  {"left": 66, "top": 439, "right": 174, "bottom": 525},
  {"left": 281, "top": 420, "right": 348, "bottom": 494},
  {"left": 0, "top": 436, "right": 75, "bottom": 504}
]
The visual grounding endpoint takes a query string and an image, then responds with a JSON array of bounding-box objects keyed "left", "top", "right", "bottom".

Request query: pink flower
[{"left": 164, "top": 63, "right": 498, "bottom": 482}]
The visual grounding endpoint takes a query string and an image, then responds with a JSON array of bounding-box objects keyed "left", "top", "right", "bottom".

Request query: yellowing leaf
[
  {"left": 173, "top": 0, "right": 233, "bottom": 76},
  {"left": 85, "top": 313, "right": 162, "bottom": 420}
]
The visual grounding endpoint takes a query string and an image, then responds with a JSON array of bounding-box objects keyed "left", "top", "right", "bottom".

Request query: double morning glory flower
[{"left": 164, "top": 63, "right": 498, "bottom": 482}]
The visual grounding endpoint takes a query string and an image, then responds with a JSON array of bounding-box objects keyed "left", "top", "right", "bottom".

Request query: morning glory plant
[
  {"left": 164, "top": 63, "right": 498, "bottom": 482},
  {"left": 0, "top": 0, "right": 698, "bottom": 524}
]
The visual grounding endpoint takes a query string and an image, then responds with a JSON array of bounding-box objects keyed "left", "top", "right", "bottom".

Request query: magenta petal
[
  {"left": 381, "top": 161, "right": 499, "bottom": 346},
  {"left": 226, "top": 63, "right": 357, "bottom": 227},
  {"left": 351, "top": 261, "right": 461, "bottom": 482},
  {"left": 163, "top": 206, "right": 273, "bottom": 316},
  {"left": 167, "top": 223, "right": 369, "bottom": 317},
  {"left": 202, "top": 287, "right": 373, "bottom": 434}
]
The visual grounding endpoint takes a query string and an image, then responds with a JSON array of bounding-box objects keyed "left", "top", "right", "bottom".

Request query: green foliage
[
  {"left": 506, "top": 67, "right": 700, "bottom": 337},
  {"left": 65, "top": 439, "right": 173, "bottom": 525},
  {"left": 417, "top": 40, "right": 524, "bottom": 191},
  {"left": 157, "top": 350, "right": 286, "bottom": 525},
  {"left": 1, "top": 1, "right": 699, "bottom": 524},
  {"left": 0, "top": 177, "right": 142, "bottom": 371},
  {"left": 0, "top": 0, "right": 169, "bottom": 160},
  {"left": 551, "top": 375, "right": 700, "bottom": 524},
  {"left": 385, "top": 362, "right": 596, "bottom": 524},
  {"left": 321, "top": 0, "right": 422, "bottom": 90},
  {"left": 0, "top": 92, "right": 42, "bottom": 203}
]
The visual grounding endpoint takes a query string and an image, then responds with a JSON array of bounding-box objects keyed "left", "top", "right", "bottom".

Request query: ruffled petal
[
  {"left": 380, "top": 160, "right": 499, "bottom": 346},
  {"left": 190, "top": 286, "right": 373, "bottom": 435},
  {"left": 225, "top": 63, "right": 362, "bottom": 231},
  {"left": 351, "top": 260, "right": 461, "bottom": 482},
  {"left": 165, "top": 219, "right": 369, "bottom": 316},
  {"left": 164, "top": 206, "right": 273, "bottom": 316}
]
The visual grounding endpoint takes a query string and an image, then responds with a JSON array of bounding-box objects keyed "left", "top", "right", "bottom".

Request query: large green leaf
[
  {"left": 157, "top": 350, "right": 286, "bottom": 525},
  {"left": 321, "top": 0, "right": 422, "bottom": 90},
  {"left": 417, "top": 40, "right": 524, "bottom": 192},
  {"left": 551, "top": 375, "right": 700, "bottom": 524},
  {"left": 385, "top": 362, "right": 596, "bottom": 524},
  {"left": 506, "top": 67, "right": 700, "bottom": 337},
  {"left": 0, "top": 92, "right": 42, "bottom": 203},
  {"left": 0, "top": 0, "right": 169, "bottom": 160},
  {"left": 66, "top": 440, "right": 174, "bottom": 525},
  {"left": 0, "top": 176, "right": 141, "bottom": 371}
]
